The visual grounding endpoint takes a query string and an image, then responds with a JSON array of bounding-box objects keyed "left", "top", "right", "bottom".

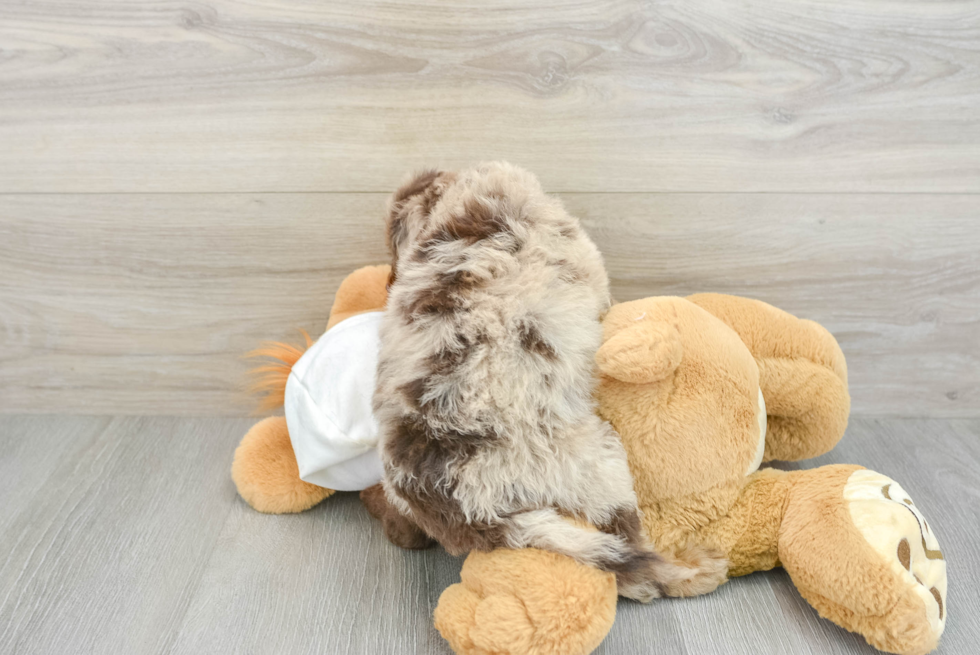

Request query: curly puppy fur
[{"left": 373, "top": 162, "right": 726, "bottom": 600}]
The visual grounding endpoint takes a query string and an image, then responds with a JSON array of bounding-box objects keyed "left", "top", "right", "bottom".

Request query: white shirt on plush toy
[{"left": 284, "top": 311, "right": 384, "bottom": 491}]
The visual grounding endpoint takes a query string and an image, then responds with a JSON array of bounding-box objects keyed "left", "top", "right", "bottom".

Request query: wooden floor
[
  {"left": 2, "top": 1, "right": 979, "bottom": 653},
  {"left": 0, "top": 415, "right": 976, "bottom": 654}
]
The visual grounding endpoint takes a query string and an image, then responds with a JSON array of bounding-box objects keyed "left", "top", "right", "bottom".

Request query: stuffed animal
[
  {"left": 435, "top": 294, "right": 948, "bottom": 655},
  {"left": 231, "top": 266, "right": 947, "bottom": 655},
  {"left": 232, "top": 264, "right": 390, "bottom": 514}
]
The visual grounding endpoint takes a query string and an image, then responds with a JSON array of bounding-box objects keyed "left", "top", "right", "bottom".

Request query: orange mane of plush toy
[{"left": 247, "top": 331, "right": 313, "bottom": 413}]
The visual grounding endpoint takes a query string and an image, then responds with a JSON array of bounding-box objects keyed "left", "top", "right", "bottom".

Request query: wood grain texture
[
  {"left": 0, "top": 193, "right": 391, "bottom": 416},
  {"left": 168, "top": 493, "right": 460, "bottom": 655},
  {"left": 2, "top": 193, "right": 977, "bottom": 416},
  {"left": 0, "top": 415, "right": 111, "bottom": 527},
  {"left": 1, "top": 0, "right": 979, "bottom": 192},
  {"left": 0, "top": 416, "right": 250, "bottom": 655},
  {"left": 0, "top": 415, "right": 976, "bottom": 654}
]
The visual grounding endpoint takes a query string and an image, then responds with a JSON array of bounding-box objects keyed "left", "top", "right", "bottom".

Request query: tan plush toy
[
  {"left": 232, "top": 266, "right": 947, "bottom": 655},
  {"left": 232, "top": 264, "right": 390, "bottom": 515}
]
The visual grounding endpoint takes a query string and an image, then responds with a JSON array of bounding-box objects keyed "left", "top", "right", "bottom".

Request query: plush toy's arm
[
  {"left": 326, "top": 264, "right": 391, "bottom": 329},
  {"left": 686, "top": 293, "right": 849, "bottom": 462}
]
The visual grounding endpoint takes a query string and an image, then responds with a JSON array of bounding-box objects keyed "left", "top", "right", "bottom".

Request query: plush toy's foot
[
  {"left": 780, "top": 466, "right": 947, "bottom": 655},
  {"left": 434, "top": 548, "right": 617, "bottom": 655},
  {"left": 231, "top": 416, "right": 335, "bottom": 513},
  {"left": 686, "top": 292, "right": 850, "bottom": 462}
]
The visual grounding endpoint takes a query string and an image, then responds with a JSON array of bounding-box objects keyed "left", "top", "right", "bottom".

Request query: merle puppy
[{"left": 364, "top": 161, "right": 726, "bottom": 600}]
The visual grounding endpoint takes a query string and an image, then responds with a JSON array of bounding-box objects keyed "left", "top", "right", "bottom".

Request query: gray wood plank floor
[{"left": 0, "top": 415, "right": 976, "bottom": 654}]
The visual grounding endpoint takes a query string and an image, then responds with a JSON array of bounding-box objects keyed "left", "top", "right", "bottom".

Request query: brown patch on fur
[
  {"left": 597, "top": 506, "right": 644, "bottom": 543},
  {"left": 418, "top": 180, "right": 446, "bottom": 216},
  {"left": 399, "top": 377, "right": 429, "bottom": 412},
  {"left": 427, "top": 340, "right": 472, "bottom": 376},
  {"left": 393, "top": 170, "right": 441, "bottom": 205},
  {"left": 385, "top": 201, "right": 413, "bottom": 286},
  {"left": 593, "top": 507, "right": 669, "bottom": 596},
  {"left": 383, "top": 416, "right": 506, "bottom": 555},
  {"left": 405, "top": 286, "right": 461, "bottom": 317},
  {"left": 410, "top": 242, "right": 437, "bottom": 263},
  {"left": 360, "top": 484, "right": 435, "bottom": 550},
  {"left": 386, "top": 416, "right": 489, "bottom": 477},
  {"left": 398, "top": 484, "right": 511, "bottom": 556},
  {"left": 610, "top": 551, "right": 669, "bottom": 598},
  {"left": 452, "top": 198, "right": 511, "bottom": 241},
  {"left": 403, "top": 332, "right": 486, "bottom": 414},
  {"left": 440, "top": 269, "right": 483, "bottom": 294},
  {"left": 417, "top": 197, "right": 515, "bottom": 254},
  {"left": 404, "top": 270, "right": 486, "bottom": 319},
  {"left": 386, "top": 170, "right": 456, "bottom": 287},
  {"left": 518, "top": 319, "right": 557, "bottom": 360}
]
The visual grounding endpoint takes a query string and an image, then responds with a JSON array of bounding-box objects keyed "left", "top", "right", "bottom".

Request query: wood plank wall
[{"left": 1, "top": 0, "right": 978, "bottom": 416}]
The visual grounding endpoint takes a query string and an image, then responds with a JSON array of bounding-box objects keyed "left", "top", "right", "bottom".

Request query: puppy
[{"left": 370, "top": 162, "right": 726, "bottom": 600}]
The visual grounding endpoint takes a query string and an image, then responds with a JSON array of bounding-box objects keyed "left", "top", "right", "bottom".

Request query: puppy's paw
[
  {"left": 359, "top": 484, "right": 435, "bottom": 550},
  {"left": 658, "top": 546, "right": 729, "bottom": 598}
]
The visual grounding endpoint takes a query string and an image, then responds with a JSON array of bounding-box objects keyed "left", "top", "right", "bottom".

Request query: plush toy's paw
[
  {"left": 231, "top": 416, "right": 335, "bottom": 514},
  {"left": 782, "top": 466, "right": 947, "bottom": 655},
  {"left": 685, "top": 293, "right": 850, "bottom": 461},
  {"left": 842, "top": 470, "right": 947, "bottom": 654},
  {"left": 434, "top": 548, "right": 617, "bottom": 655}
]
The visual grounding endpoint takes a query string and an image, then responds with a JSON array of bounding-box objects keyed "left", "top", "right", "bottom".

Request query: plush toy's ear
[{"left": 595, "top": 322, "right": 682, "bottom": 384}]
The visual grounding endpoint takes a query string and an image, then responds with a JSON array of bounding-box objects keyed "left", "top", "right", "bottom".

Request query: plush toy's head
[
  {"left": 595, "top": 297, "right": 768, "bottom": 503},
  {"left": 248, "top": 265, "right": 391, "bottom": 414}
]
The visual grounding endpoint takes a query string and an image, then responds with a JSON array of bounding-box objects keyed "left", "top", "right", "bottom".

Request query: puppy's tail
[
  {"left": 505, "top": 508, "right": 728, "bottom": 602},
  {"left": 245, "top": 331, "right": 313, "bottom": 413}
]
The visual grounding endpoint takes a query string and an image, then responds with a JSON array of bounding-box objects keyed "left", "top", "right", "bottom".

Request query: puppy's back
[
  {"left": 376, "top": 162, "right": 610, "bottom": 440},
  {"left": 372, "top": 164, "right": 730, "bottom": 601}
]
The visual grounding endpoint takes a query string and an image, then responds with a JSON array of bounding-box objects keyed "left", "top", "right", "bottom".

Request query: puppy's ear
[
  {"left": 385, "top": 169, "right": 452, "bottom": 283},
  {"left": 391, "top": 169, "right": 442, "bottom": 205},
  {"left": 386, "top": 170, "right": 441, "bottom": 244},
  {"left": 595, "top": 322, "right": 682, "bottom": 384}
]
